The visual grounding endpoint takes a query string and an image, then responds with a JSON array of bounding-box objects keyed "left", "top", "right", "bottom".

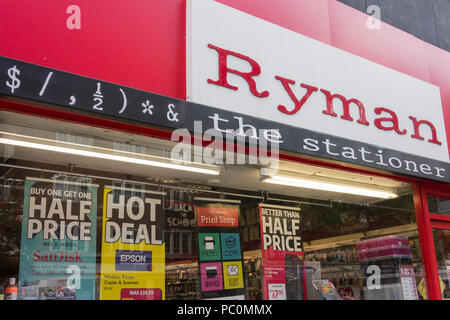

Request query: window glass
[
  {"left": 432, "top": 229, "right": 450, "bottom": 300},
  {"left": 0, "top": 111, "right": 427, "bottom": 300},
  {"left": 427, "top": 196, "right": 450, "bottom": 216}
]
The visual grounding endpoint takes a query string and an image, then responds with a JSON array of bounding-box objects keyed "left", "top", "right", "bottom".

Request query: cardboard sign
[{"left": 187, "top": 0, "right": 449, "bottom": 164}]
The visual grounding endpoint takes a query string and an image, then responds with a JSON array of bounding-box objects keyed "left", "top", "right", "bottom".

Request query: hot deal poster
[
  {"left": 259, "top": 204, "right": 304, "bottom": 300},
  {"left": 100, "top": 186, "right": 165, "bottom": 300},
  {"left": 18, "top": 178, "right": 98, "bottom": 300}
]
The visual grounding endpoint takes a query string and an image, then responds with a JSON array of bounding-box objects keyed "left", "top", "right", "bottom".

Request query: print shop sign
[{"left": 186, "top": 0, "right": 450, "bottom": 182}]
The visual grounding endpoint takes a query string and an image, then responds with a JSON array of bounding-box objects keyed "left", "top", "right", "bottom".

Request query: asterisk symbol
[{"left": 141, "top": 100, "right": 154, "bottom": 115}]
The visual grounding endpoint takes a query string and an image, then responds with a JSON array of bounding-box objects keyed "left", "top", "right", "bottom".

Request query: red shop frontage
[{"left": 0, "top": 0, "right": 449, "bottom": 300}]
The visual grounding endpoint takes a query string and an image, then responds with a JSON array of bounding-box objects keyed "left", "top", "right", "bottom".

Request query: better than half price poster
[{"left": 259, "top": 204, "right": 305, "bottom": 300}]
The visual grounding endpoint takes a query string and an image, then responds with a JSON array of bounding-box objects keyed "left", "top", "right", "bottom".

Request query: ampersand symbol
[{"left": 167, "top": 104, "right": 179, "bottom": 122}]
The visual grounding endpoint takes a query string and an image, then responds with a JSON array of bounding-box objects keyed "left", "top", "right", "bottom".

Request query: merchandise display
[
  {"left": 357, "top": 236, "right": 419, "bottom": 300},
  {"left": 5, "top": 278, "right": 17, "bottom": 300},
  {"left": 166, "top": 263, "right": 199, "bottom": 300},
  {"left": 243, "top": 251, "right": 262, "bottom": 300}
]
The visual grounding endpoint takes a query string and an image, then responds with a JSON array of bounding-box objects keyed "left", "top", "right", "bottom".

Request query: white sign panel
[{"left": 187, "top": 0, "right": 449, "bottom": 163}]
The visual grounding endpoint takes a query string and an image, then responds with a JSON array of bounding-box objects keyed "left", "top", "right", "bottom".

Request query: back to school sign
[
  {"left": 259, "top": 204, "right": 304, "bottom": 300},
  {"left": 18, "top": 178, "right": 98, "bottom": 300},
  {"left": 100, "top": 186, "right": 165, "bottom": 300}
]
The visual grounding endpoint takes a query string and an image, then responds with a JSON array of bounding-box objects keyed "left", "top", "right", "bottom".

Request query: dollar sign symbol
[{"left": 6, "top": 65, "right": 21, "bottom": 94}]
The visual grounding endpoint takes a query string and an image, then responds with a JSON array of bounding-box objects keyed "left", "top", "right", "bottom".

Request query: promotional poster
[
  {"left": 196, "top": 202, "right": 245, "bottom": 299},
  {"left": 259, "top": 204, "right": 304, "bottom": 300},
  {"left": 18, "top": 178, "right": 98, "bottom": 300},
  {"left": 164, "top": 199, "right": 196, "bottom": 261},
  {"left": 100, "top": 186, "right": 166, "bottom": 300}
]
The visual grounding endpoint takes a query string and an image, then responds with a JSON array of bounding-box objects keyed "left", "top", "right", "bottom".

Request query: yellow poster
[
  {"left": 100, "top": 186, "right": 165, "bottom": 300},
  {"left": 418, "top": 277, "right": 446, "bottom": 300},
  {"left": 222, "top": 261, "right": 244, "bottom": 290}
]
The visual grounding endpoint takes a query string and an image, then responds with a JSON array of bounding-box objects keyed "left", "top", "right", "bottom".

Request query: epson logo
[{"left": 120, "top": 254, "right": 147, "bottom": 263}]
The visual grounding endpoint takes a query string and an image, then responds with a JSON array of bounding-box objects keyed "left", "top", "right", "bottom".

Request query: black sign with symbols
[
  {"left": 1, "top": 55, "right": 450, "bottom": 184},
  {"left": 0, "top": 56, "right": 186, "bottom": 129}
]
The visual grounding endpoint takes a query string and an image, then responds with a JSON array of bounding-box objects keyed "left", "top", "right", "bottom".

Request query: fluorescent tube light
[
  {"left": 261, "top": 170, "right": 397, "bottom": 199},
  {"left": 0, "top": 137, "right": 221, "bottom": 176}
]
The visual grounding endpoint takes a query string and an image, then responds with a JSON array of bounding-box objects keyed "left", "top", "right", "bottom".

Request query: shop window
[
  {"left": 0, "top": 111, "right": 428, "bottom": 300},
  {"left": 427, "top": 196, "right": 450, "bottom": 216},
  {"left": 431, "top": 229, "right": 450, "bottom": 299}
]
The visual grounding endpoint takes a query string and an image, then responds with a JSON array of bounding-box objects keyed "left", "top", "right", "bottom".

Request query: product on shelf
[{"left": 357, "top": 235, "right": 411, "bottom": 262}]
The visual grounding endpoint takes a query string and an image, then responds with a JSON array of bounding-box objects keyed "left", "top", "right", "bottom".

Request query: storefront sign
[
  {"left": 399, "top": 265, "right": 419, "bottom": 300},
  {"left": 99, "top": 186, "right": 165, "bottom": 300},
  {"left": 186, "top": 104, "right": 450, "bottom": 183},
  {"left": 18, "top": 178, "right": 98, "bottom": 300},
  {"left": 2, "top": 55, "right": 450, "bottom": 183},
  {"left": 0, "top": 56, "right": 186, "bottom": 131},
  {"left": 187, "top": 0, "right": 449, "bottom": 164},
  {"left": 196, "top": 207, "right": 239, "bottom": 227},
  {"left": 259, "top": 204, "right": 304, "bottom": 300}
]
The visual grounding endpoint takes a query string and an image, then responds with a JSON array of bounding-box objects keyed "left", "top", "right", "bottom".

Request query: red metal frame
[
  {"left": 416, "top": 181, "right": 450, "bottom": 300},
  {"left": 0, "top": 96, "right": 447, "bottom": 300}
]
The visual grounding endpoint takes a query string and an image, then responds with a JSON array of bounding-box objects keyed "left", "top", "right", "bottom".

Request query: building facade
[{"left": 0, "top": 0, "right": 449, "bottom": 300}]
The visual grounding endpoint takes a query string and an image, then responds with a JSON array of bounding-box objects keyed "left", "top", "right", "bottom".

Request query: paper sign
[
  {"left": 200, "top": 262, "right": 223, "bottom": 292},
  {"left": 99, "top": 187, "right": 165, "bottom": 300},
  {"left": 221, "top": 233, "right": 242, "bottom": 260},
  {"left": 268, "top": 284, "right": 286, "bottom": 300},
  {"left": 198, "top": 233, "right": 221, "bottom": 261},
  {"left": 259, "top": 204, "right": 304, "bottom": 300},
  {"left": 18, "top": 178, "right": 98, "bottom": 300},
  {"left": 399, "top": 265, "right": 419, "bottom": 300},
  {"left": 120, "top": 288, "right": 162, "bottom": 300},
  {"left": 223, "top": 261, "right": 244, "bottom": 290},
  {"left": 196, "top": 207, "right": 239, "bottom": 227}
]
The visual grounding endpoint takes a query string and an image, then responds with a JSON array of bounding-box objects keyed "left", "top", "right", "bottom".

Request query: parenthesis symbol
[{"left": 118, "top": 88, "right": 127, "bottom": 114}]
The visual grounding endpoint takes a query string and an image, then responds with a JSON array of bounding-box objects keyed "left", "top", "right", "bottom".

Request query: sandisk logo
[{"left": 33, "top": 250, "right": 83, "bottom": 262}]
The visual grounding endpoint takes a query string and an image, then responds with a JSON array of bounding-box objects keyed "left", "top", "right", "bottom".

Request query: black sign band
[{"left": 1, "top": 56, "right": 449, "bottom": 183}]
